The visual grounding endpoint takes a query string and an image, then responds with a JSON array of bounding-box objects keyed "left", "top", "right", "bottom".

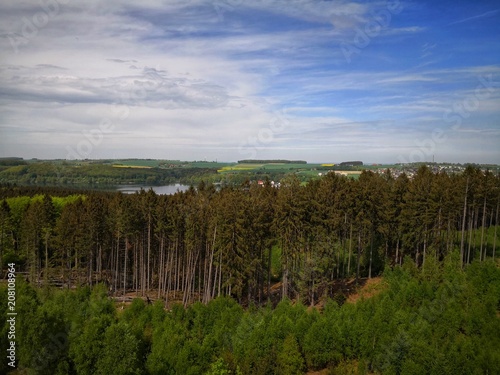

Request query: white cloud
[{"left": 0, "top": 0, "right": 499, "bottom": 163}]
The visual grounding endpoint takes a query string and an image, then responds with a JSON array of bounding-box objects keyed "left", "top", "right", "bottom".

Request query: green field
[
  {"left": 218, "top": 162, "right": 324, "bottom": 173},
  {"left": 111, "top": 159, "right": 163, "bottom": 167},
  {"left": 2, "top": 159, "right": 495, "bottom": 189}
]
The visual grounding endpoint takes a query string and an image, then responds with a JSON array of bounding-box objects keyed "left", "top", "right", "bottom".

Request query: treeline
[
  {"left": 0, "top": 158, "right": 27, "bottom": 167},
  {"left": 1, "top": 255, "right": 499, "bottom": 374},
  {"left": 0, "top": 166, "right": 499, "bottom": 306},
  {"left": 0, "top": 163, "right": 217, "bottom": 187}
]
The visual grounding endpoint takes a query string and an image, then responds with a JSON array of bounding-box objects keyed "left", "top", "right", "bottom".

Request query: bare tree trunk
[
  {"left": 460, "top": 179, "right": 469, "bottom": 267},
  {"left": 88, "top": 241, "right": 93, "bottom": 286},
  {"left": 75, "top": 242, "right": 79, "bottom": 286},
  {"left": 175, "top": 241, "right": 182, "bottom": 291},
  {"left": 493, "top": 196, "right": 499, "bottom": 260},
  {"left": 134, "top": 240, "right": 138, "bottom": 295},
  {"left": 44, "top": 231, "right": 49, "bottom": 285},
  {"left": 336, "top": 235, "right": 341, "bottom": 279},
  {"left": 114, "top": 234, "right": 119, "bottom": 294},
  {"left": 395, "top": 238, "right": 400, "bottom": 265},
  {"left": 147, "top": 214, "right": 151, "bottom": 291},
  {"left": 422, "top": 227, "right": 427, "bottom": 270},
  {"left": 158, "top": 236, "right": 164, "bottom": 300},
  {"left": 368, "top": 235, "right": 373, "bottom": 279},
  {"left": 467, "top": 208, "right": 474, "bottom": 264},
  {"left": 123, "top": 237, "right": 128, "bottom": 297},
  {"left": 480, "top": 196, "right": 487, "bottom": 261},
  {"left": 356, "top": 230, "right": 361, "bottom": 285},
  {"left": 98, "top": 243, "right": 102, "bottom": 284},
  {"left": 166, "top": 242, "right": 173, "bottom": 303},
  {"left": 204, "top": 225, "right": 216, "bottom": 303},
  {"left": 282, "top": 239, "right": 288, "bottom": 299},
  {"left": 347, "top": 223, "right": 353, "bottom": 276},
  {"left": 211, "top": 257, "right": 218, "bottom": 300},
  {"left": 342, "top": 232, "right": 347, "bottom": 280},
  {"left": 446, "top": 219, "right": 452, "bottom": 254},
  {"left": 217, "top": 252, "right": 222, "bottom": 297}
]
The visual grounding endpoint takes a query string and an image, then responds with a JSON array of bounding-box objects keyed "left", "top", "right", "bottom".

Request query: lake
[{"left": 116, "top": 183, "right": 191, "bottom": 195}]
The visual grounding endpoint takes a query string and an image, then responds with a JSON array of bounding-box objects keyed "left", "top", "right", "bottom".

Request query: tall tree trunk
[
  {"left": 158, "top": 236, "right": 164, "bottom": 300},
  {"left": 133, "top": 241, "right": 138, "bottom": 295},
  {"left": 395, "top": 238, "right": 400, "bottom": 265},
  {"left": 267, "top": 245, "right": 272, "bottom": 298},
  {"left": 467, "top": 208, "right": 474, "bottom": 264},
  {"left": 480, "top": 196, "right": 487, "bottom": 261},
  {"left": 44, "top": 231, "right": 49, "bottom": 285},
  {"left": 460, "top": 178, "right": 469, "bottom": 267},
  {"left": 356, "top": 229, "right": 361, "bottom": 285},
  {"left": 368, "top": 235, "right": 373, "bottom": 279},
  {"left": 282, "top": 239, "right": 288, "bottom": 300},
  {"left": 123, "top": 237, "right": 128, "bottom": 297},
  {"left": 422, "top": 226, "right": 427, "bottom": 270},
  {"left": 347, "top": 223, "right": 353, "bottom": 276},
  {"left": 88, "top": 241, "right": 93, "bottom": 286},
  {"left": 147, "top": 213, "right": 151, "bottom": 291},
  {"left": 204, "top": 225, "right": 216, "bottom": 303},
  {"left": 493, "top": 196, "right": 499, "bottom": 260}
]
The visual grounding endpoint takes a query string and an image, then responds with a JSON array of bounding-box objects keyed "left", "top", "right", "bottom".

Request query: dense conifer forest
[{"left": 1, "top": 165, "right": 500, "bottom": 374}]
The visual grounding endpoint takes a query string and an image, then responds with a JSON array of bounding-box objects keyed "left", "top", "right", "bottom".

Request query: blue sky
[{"left": 0, "top": 0, "right": 499, "bottom": 163}]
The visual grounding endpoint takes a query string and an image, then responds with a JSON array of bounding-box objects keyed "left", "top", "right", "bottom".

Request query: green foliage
[
  {"left": 70, "top": 315, "right": 113, "bottom": 375},
  {"left": 205, "top": 357, "right": 233, "bottom": 375},
  {"left": 5, "top": 260, "right": 500, "bottom": 374},
  {"left": 95, "top": 321, "right": 142, "bottom": 375},
  {"left": 0, "top": 161, "right": 219, "bottom": 186},
  {"left": 89, "top": 283, "right": 115, "bottom": 317},
  {"left": 2, "top": 165, "right": 500, "bottom": 374},
  {"left": 276, "top": 334, "right": 305, "bottom": 375}
]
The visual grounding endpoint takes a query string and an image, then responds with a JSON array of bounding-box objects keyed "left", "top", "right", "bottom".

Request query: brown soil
[
  {"left": 346, "top": 277, "right": 385, "bottom": 304},
  {"left": 111, "top": 276, "right": 386, "bottom": 312},
  {"left": 306, "top": 369, "right": 329, "bottom": 375}
]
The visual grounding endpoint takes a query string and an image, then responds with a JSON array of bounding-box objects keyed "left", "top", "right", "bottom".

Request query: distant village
[
  {"left": 321, "top": 161, "right": 500, "bottom": 180},
  {"left": 374, "top": 163, "right": 500, "bottom": 179}
]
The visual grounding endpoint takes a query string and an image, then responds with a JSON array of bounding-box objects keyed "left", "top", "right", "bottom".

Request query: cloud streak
[{"left": 448, "top": 9, "right": 499, "bottom": 26}]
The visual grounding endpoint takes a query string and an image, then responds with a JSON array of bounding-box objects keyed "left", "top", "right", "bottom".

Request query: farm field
[{"left": 1, "top": 158, "right": 498, "bottom": 190}]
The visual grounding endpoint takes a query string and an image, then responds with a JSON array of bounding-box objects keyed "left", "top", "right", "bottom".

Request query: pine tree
[{"left": 276, "top": 334, "right": 305, "bottom": 375}]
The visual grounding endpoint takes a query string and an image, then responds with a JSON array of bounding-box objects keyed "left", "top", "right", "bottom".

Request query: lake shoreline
[{"left": 116, "top": 183, "right": 191, "bottom": 195}]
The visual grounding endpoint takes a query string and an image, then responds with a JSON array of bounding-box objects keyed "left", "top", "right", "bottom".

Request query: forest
[
  {"left": 0, "top": 159, "right": 321, "bottom": 187},
  {"left": 1, "top": 257, "right": 499, "bottom": 374},
  {"left": 0, "top": 161, "right": 219, "bottom": 187},
  {"left": 1, "top": 165, "right": 500, "bottom": 374}
]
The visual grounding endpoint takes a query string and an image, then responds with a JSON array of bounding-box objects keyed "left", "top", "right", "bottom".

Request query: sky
[{"left": 0, "top": 0, "right": 499, "bottom": 164}]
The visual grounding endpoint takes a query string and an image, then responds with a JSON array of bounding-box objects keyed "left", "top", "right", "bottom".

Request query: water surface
[{"left": 116, "top": 184, "right": 191, "bottom": 195}]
